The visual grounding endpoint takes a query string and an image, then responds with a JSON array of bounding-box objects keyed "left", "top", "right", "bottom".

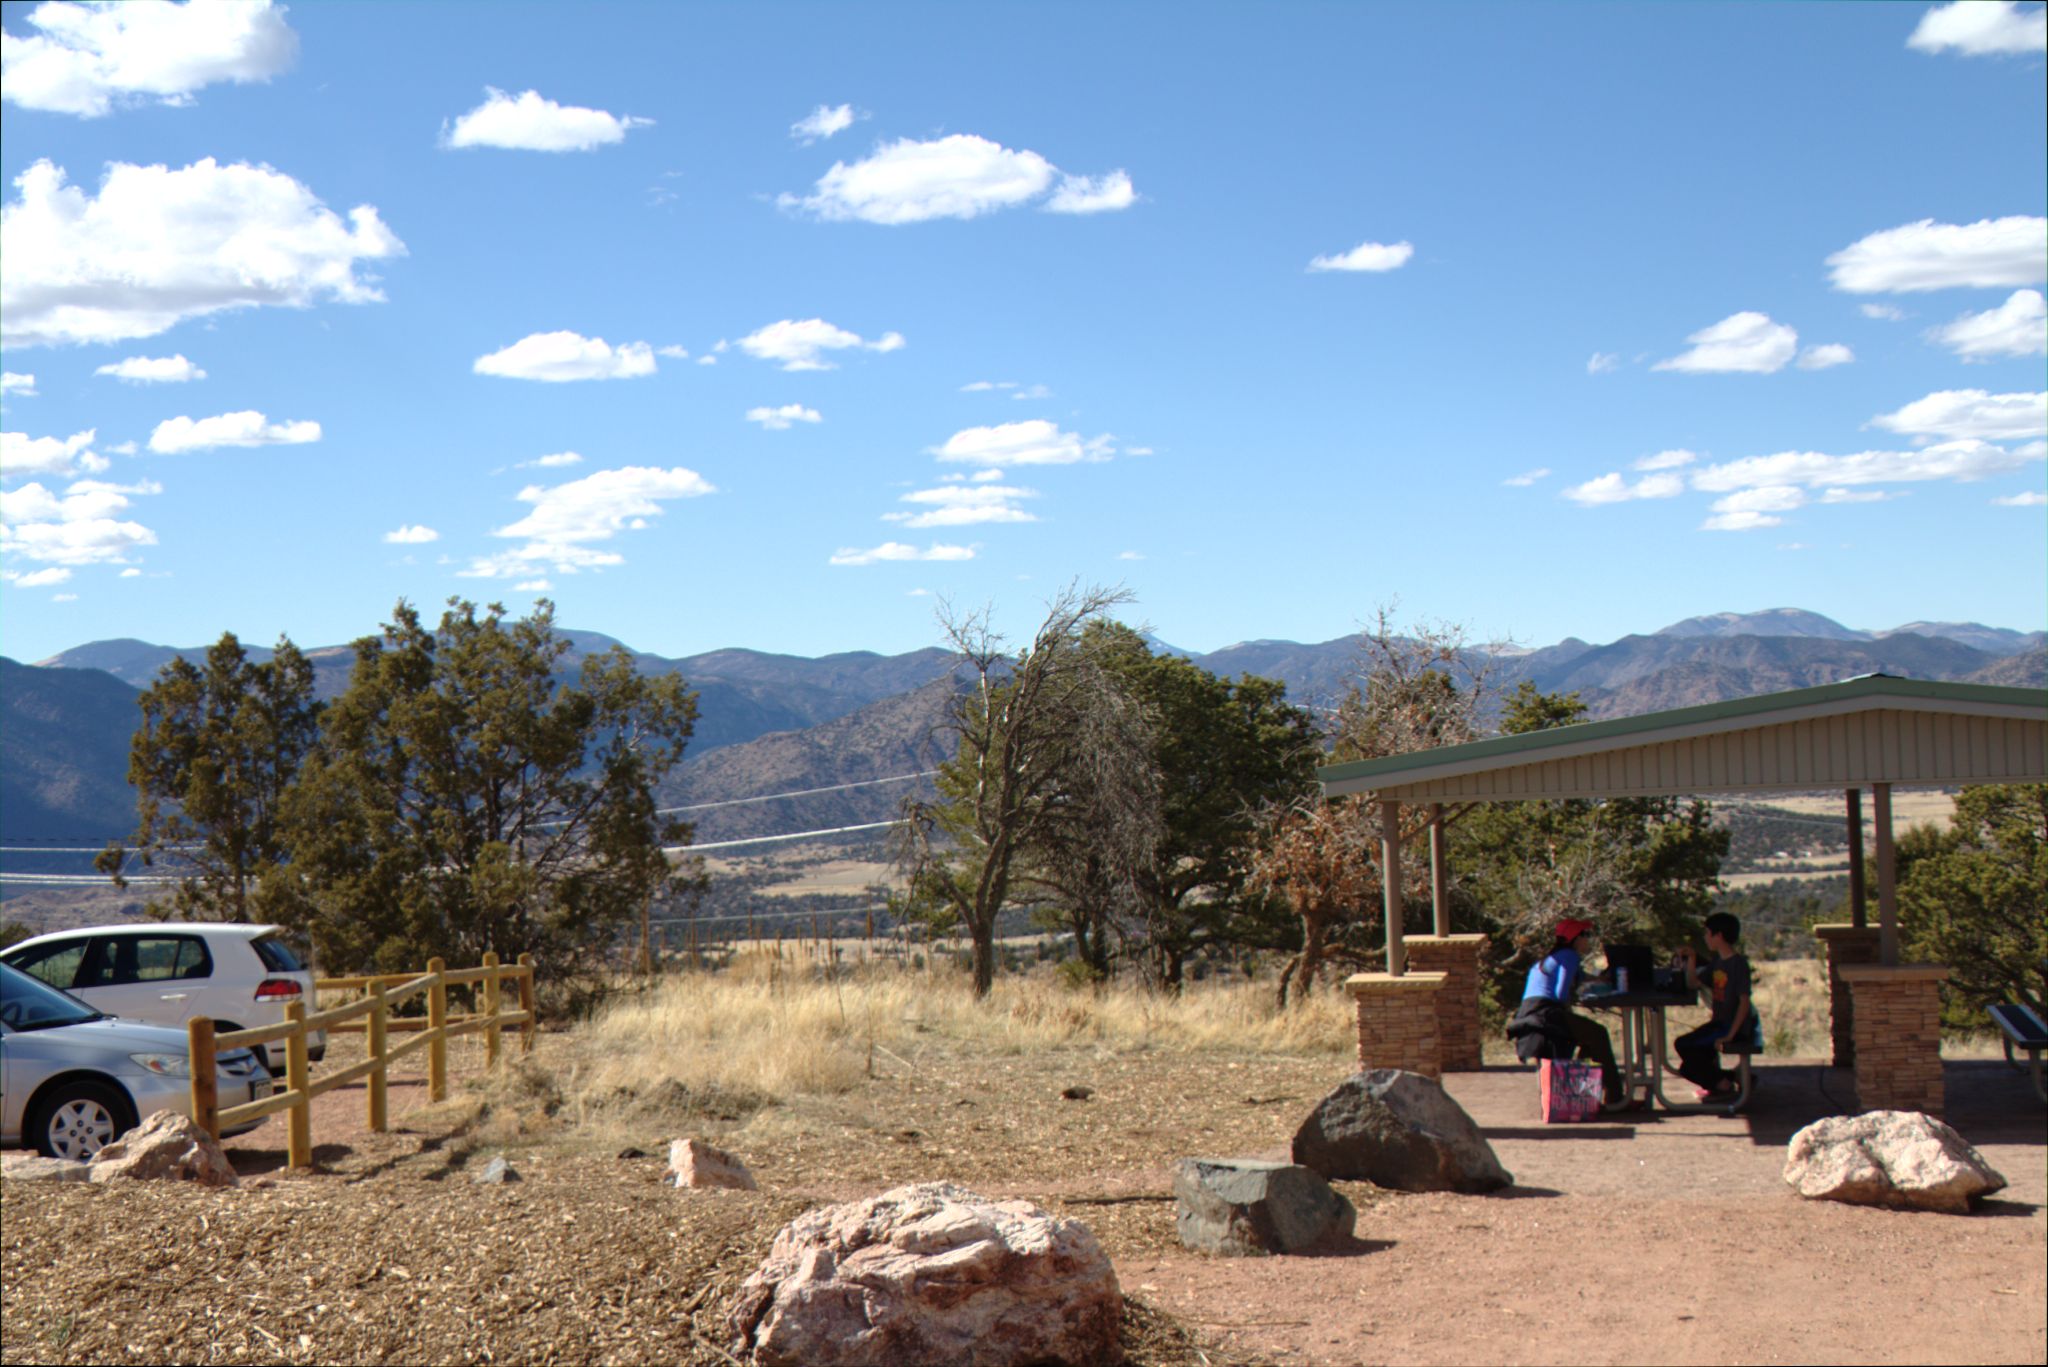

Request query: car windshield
[{"left": 0, "top": 962, "right": 104, "bottom": 1031}]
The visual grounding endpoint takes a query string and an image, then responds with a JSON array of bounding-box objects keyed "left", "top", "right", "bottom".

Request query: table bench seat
[{"left": 1988, "top": 1003, "right": 2047, "bottom": 1102}]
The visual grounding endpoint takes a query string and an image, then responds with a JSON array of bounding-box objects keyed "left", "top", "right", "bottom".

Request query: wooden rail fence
[{"left": 187, "top": 952, "right": 537, "bottom": 1170}]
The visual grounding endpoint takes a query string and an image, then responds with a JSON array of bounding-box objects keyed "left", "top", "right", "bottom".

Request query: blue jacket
[{"left": 1521, "top": 948, "right": 1582, "bottom": 1004}]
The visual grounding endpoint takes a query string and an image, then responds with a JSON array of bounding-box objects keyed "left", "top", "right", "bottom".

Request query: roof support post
[
  {"left": 1429, "top": 803, "right": 1450, "bottom": 937},
  {"left": 1381, "top": 797, "right": 1406, "bottom": 976},
  {"left": 1873, "top": 782, "right": 1898, "bottom": 966},
  {"left": 1846, "top": 787, "right": 1867, "bottom": 929}
]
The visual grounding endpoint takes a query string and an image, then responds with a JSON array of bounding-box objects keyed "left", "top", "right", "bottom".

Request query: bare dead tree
[
  {"left": 1248, "top": 796, "right": 1380, "bottom": 1006},
  {"left": 894, "top": 582, "right": 1145, "bottom": 998}
]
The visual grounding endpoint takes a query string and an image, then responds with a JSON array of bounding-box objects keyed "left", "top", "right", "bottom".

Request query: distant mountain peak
[{"left": 1654, "top": 608, "right": 1863, "bottom": 642}]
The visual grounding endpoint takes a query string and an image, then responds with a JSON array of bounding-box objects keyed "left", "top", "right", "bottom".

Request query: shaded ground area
[{"left": 5, "top": 1039, "right": 2043, "bottom": 1366}]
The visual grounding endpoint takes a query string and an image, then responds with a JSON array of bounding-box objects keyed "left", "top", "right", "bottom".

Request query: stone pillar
[
  {"left": 1405, "top": 934, "right": 1488, "bottom": 1071},
  {"left": 1838, "top": 964, "right": 1949, "bottom": 1116},
  {"left": 1345, "top": 972, "right": 1446, "bottom": 1078},
  {"left": 1813, "top": 923, "right": 1883, "bottom": 1068}
]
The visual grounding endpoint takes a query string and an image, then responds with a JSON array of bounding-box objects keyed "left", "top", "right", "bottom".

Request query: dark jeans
[
  {"left": 1567, "top": 1012, "right": 1623, "bottom": 1104},
  {"left": 1675, "top": 1021, "right": 1740, "bottom": 1091}
]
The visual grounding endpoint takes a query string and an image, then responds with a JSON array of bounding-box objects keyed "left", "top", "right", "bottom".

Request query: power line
[
  {"left": 670, "top": 819, "right": 904, "bottom": 855},
  {"left": 654, "top": 770, "right": 935, "bottom": 816}
]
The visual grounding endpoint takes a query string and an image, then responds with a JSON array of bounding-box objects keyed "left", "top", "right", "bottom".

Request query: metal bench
[
  {"left": 1987, "top": 1002, "right": 2048, "bottom": 1102},
  {"left": 1712, "top": 1040, "right": 1758, "bottom": 1116}
]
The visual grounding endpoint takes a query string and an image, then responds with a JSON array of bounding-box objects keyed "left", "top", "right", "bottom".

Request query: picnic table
[{"left": 1579, "top": 987, "right": 1757, "bottom": 1117}]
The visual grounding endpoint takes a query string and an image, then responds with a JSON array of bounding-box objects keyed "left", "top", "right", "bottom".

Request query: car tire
[{"left": 30, "top": 1078, "right": 138, "bottom": 1161}]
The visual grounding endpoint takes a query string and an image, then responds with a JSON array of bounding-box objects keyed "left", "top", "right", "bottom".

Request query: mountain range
[{"left": 4, "top": 608, "right": 2042, "bottom": 849}]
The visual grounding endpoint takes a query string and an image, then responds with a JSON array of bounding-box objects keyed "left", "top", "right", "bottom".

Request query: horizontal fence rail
[{"left": 189, "top": 951, "right": 537, "bottom": 1170}]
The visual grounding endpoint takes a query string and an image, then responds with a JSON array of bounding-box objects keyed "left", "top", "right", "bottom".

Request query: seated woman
[{"left": 1505, "top": 918, "right": 1624, "bottom": 1107}]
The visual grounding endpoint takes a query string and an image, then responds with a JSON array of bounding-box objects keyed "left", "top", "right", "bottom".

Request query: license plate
[{"left": 250, "top": 1078, "right": 276, "bottom": 1100}]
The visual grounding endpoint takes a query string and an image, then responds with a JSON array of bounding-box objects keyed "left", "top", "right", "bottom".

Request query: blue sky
[{"left": 2, "top": 0, "right": 2044, "bottom": 667}]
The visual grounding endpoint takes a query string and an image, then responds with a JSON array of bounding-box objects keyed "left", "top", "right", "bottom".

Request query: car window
[
  {"left": 252, "top": 936, "right": 305, "bottom": 973},
  {"left": 0, "top": 963, "right": 102, "bottom": 1030},
  {"left": 76, "top": 936, "right": 137, "bottom": 988},
  {"left": 2, "top": 939, "right": 90, "bottom": 991},
  {"left": 134, "top": 936, "right": 212, "bottom": 982}
]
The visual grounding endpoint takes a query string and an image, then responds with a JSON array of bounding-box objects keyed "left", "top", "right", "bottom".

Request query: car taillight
[{"left": 254, "top": 978, "right": 303, "bottom": 1000}]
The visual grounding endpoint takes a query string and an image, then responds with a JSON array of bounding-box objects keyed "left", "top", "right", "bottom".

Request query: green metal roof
[{"left": 1316, "top": 674, "right": 2047, "bottom": 792}]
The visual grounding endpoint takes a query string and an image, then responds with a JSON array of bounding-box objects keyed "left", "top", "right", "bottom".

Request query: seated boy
[{"left": 1673, "top": 911, "right": 1764, "bottom": 1098}]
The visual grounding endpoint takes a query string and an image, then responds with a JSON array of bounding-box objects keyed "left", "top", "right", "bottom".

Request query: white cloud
[
  {"left": 1993, "top": 490, "right": 2047, "bottom": 506},
  {"left": 1691, "top": 439, "right": 2042, "bottom": 491},
  {"left": 463, "top": 465, "right": 714, "bottom": 578},
  {"left": 1308, "top": 239, "right": 1415, "bottom": 273},
  {"left": 961, "top": 380, "right": 1010, "bottom": 392},
  {"left": 935, "top": 419, "right": 1112, "bottom": 467},
  {"left": 656, "top": 345, "right": 690, "bottom": 359},
  {"left": 828, "top": 541, "right": 975, "bottom": 566},
  {"left": 1586, "top": 352, "right": 1620, "bottom": 375},
  {"left": 1117, "top": 550, "right": 1144, "bottom": 561},
  {"left": 5, "top": 566, "right": 71, "bottom": 587},
  {"left": 117, "top": 566, "right": 140, "bottom": 577},
  {"left": 1, "top": 157, "right": 404, "bottom": 348},
  {"left": 1562, "top": 471, "right": 1686, "bottom": 505},
  {"left": 1632, "top": 449, "right": 1698, "bottom": 472},
  {"left": 1124, "top": 446, "right": 1155, "bottom": 457},
  {"left": 148, "top": 410, "right": 319, "bottom": 453},
  {"left": 1502, "top": 468, "right": 1551, "bottom": 487},
  {"left": 1819, "top": 487, "right": 1894, "bottom": 505},
  {"left": 383, "top": 524, "right": 438, "bottom": 544},
  {"left": 1907, "top": 1, "right": 2046, "bottom": 57},
  {"left": 527, "top": 452, "right": 583, "bottom": 469},
  {"left": 781, "top": 133, "right": 1131, "bottom": 224},
  {"left": 1, "top": 428, "right": 106, "bottom": 479},
  {"left": 105, "top": 440, "right": 135, "bottom": 455},
  {"left": 1701, "top": 484, "right": 1805, "bottom": 532},
  {"left": 1, "top": 372, "right": 36, "bottom": 396},
  {"left": 791, "top": 103, "right": 858, "bottom": 143},
  {"left": 1653, "top": 312, "right": 1799, "bottom": 373},
  {"left": 95, "top": 353, "right": 205, "bottom": 383},
  {"left": 1046, "top": 171, "right": 1136, "bottom": 215},
  {"left": 1826, "top": 216, "right": 2047, "bottom": 294},
  {"left": 1796, "top": 343, "right": 1855, "bottom": 370},
  {"left": 696, "top": 354, "right": 718, "bottom": 366},
  {"left": 0, "top": 474, "right": 159, "bottom": 564},
  {"left": 745, "top": 404, "right": 823, "bottom": 431},
  {"left": 1010, "top": 384, "right": 1051, "bottom": 400},
  {"left": 884, "top": 483, "right": 1038, "bottom": 528},
  {"left": 473, "top": 331, "right": 656, "bottom": 382},
  {"left": 50, "top": 592, "right": 77, "bottom": 601},
  {"left": 1928, "top": 289, "right": 2047, "bottom": 360},
  {"left": 514, "top": 578, "right": 553, "bottom": 590},
  {"left": 443, "top": 88, "right": 651, "bottom": 152},
  {"left": 1867, "top": 389, "right": 2046, "bottom": 442},
  {"left": 1860, "top": 303, "right": 1906, "bottom": 321},
  {"left": 737, "top": 318, "right": 904, "bottom": 371},
  {"left": 0, "top": 0, "right": 297, "bottom": 118}
]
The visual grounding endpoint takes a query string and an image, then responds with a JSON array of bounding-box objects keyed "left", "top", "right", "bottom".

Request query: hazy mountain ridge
[{"left": 7, "top": 612, "right": 2043, "bottom": 848}]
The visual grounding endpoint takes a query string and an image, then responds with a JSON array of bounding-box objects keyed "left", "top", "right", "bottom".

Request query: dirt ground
[{"left": 4, "top": 1034, "right": 2043, "bottom": 1367}]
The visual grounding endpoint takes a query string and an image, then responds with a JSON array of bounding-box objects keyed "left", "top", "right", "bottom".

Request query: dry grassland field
[{"left": 4, "top": 957, "right": 2043, "bottom": 1367}]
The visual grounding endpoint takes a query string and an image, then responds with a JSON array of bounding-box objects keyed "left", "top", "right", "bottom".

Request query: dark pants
[
  {"left": 1675, "top": 1022, "right": 1731, "bottom": 1091},
  {"left": 1567, "top": 1012, "right": 1623, "bottom": 1104}
]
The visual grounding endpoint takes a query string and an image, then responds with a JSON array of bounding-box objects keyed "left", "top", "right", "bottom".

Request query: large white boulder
[
  {"left": 729, "top": 1182, "right": 1120, "bottom": 1367},
  {"left": 1784, "top": 1110, "right": 2006, "bottom": 1213},
  {"left": 87, "top": 1110, "right": 239, "bottom": 1188}
]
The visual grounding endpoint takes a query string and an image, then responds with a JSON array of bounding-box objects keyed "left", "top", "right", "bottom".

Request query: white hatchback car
[{"left": 0, "top": 924, "right": 326, "bottom": 1075}]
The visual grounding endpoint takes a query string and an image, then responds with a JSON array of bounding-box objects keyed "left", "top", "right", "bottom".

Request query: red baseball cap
[{"left": 1555, "top": 918, "right": 1595, "bottom": 943}]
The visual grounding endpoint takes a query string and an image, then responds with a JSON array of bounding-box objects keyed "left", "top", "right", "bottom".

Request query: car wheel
[{"left": 31, "top": 1079, "right": 138, "bottom": 1161}]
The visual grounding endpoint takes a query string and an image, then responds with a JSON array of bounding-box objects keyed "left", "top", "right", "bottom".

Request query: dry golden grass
[{"left": 557, "top": 952, "right": 1356, "bottom": 1116}]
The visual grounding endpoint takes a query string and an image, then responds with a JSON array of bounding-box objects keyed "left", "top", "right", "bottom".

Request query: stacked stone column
[
  {"left": 1404, "top": 934, "right": 1487, "bottom": 1071},
  {"left": 1813, "top": 923, "right": 1883, "bottom": 1067},
  {"left": 1344, "top": 972, "right": 1446, "bottom": 1077},
  {"left": 1837, "top": 964, "right": 1949, "bottom": 1116}
]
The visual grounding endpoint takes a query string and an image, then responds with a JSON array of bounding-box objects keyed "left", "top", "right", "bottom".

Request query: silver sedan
[{"left": 1, "top": 962, "right": 273, "bottom": 1160}]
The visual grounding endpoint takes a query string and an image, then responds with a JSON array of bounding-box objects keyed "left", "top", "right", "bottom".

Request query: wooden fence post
[
  {"left": 284, "top": 1000, "right": 311, "bottom": 1170},
  {"left": 483, "top": 950, "right": 502, "bottom": 1070},
  {"left": 517, "top": 952, "right": 536, "bottom": 1055},
  {"left": 187, "top": 1017, "right": 218, "bottom": 1140},
  {"left": 367, "top": 986, "right": 389, "bottom": 1133},
  {"left": 427, "top": 956, "right": 448, "bottom": 1103}
]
